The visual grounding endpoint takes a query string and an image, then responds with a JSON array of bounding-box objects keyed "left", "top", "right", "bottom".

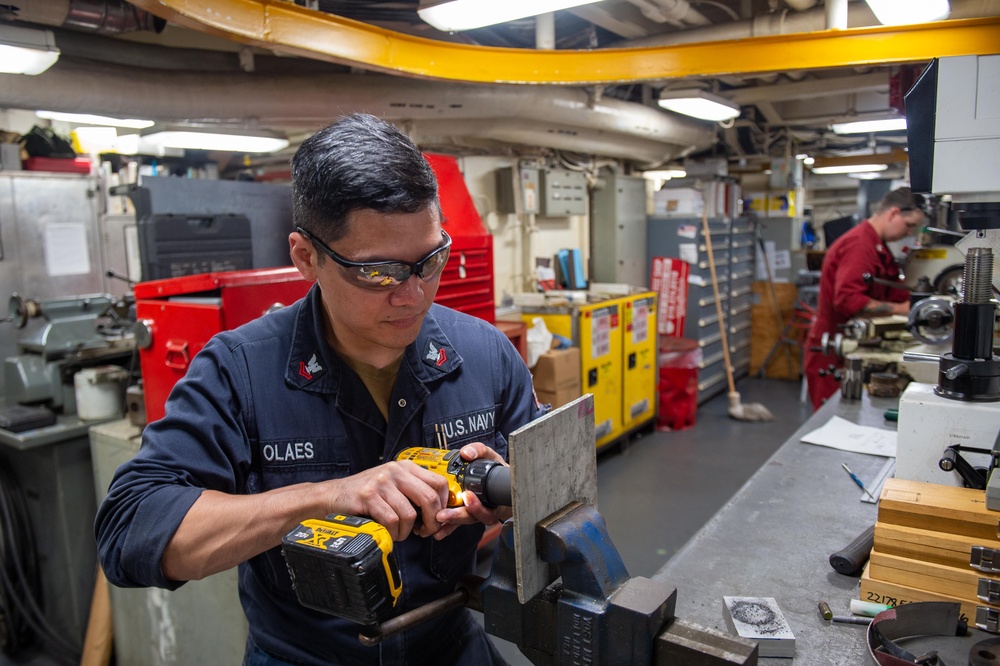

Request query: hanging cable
[{"left": 0, "top": 458, "right": 81, "bottom": 665}]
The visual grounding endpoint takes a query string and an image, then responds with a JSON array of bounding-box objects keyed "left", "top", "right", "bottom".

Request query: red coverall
[{"left": 804, "top": 221, "right": 909, "bottom": 409}]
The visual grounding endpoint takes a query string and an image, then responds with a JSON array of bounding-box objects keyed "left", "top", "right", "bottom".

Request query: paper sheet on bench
[{"left": 800, "top": 415, "right": 897, "bottom": 458}]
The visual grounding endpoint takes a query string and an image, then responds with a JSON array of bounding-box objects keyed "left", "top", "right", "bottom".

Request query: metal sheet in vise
[{"left": 508, "top": 394, "right": 597, "bottom": 603}]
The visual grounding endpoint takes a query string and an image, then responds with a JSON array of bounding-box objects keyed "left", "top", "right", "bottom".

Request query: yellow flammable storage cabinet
[
  {"left": 620, "top": 292, "right": 657, "bottom": 433},
  {"left": 523, "top": 297, "right": 623, "bottom": 448}
]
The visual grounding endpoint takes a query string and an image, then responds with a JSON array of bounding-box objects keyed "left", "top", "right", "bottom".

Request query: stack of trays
[{"left": 861, "top": 478, "right": 1000, "bottom": 632}]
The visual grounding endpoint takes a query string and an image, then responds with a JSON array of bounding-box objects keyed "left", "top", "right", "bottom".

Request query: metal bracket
[
  {"left": 977, "top": 606, "right": 1000, "bottom": 633},
  {"left": 977, "top": 578, "right": 1000, "bottom": 604},
  {"left": 972, "top": 547, "right": 1000, "bottom": 573}
]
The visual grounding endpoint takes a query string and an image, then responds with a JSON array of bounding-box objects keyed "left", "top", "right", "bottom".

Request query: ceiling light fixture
[
  {"left": 35, "top": 111, "right": 155, "bottom": 129},
  {"left": 810, "top": 164, "right": 889, "bottom": 175},
  {"left": 643, "top": 169, "right": 687, "bottom": 180},
  {"left": 417, "top": 0, "right": 602, "bottom": 32},
  {"left": 0, "top": 24, "right": 60, "bottom": 75},
  {"left": 139, "top": 127, "right": 289, "bottom": 154},
  {"left": 831, "top": 118, "right": 907, "bottom": 134},
  {"left": 657, "top": 90, "right": 740, "bottom": 122},
  {"left": 864, "top": 0, "right": 949, "bottom": 25}
]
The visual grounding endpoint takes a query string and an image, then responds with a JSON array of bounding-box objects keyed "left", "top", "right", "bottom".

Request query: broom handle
[{"left": 701, "top": 208, "right": 737, "bottom": 395}]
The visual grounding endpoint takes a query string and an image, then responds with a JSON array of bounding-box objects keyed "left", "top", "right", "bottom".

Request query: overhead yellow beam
[
  {"left": 812, "top": 148, "right": 910, "bottom": 170},
  {"left": 129, "top": 1, "right": 1000, "bottom": 85}
]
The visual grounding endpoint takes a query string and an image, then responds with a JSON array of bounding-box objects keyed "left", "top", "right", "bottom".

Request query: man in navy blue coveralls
[{"left": 96, "top": 114, "right": 543, "bottom": 665}]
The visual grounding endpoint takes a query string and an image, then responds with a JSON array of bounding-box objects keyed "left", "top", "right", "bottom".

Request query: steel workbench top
[{"left": 653, "top": 392, "right": 899, "bottom": 665}]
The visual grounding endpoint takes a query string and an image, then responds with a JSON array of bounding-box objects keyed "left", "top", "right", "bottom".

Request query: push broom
[{"left": 700, "top": 207, "right": 774, "bottom": 422}]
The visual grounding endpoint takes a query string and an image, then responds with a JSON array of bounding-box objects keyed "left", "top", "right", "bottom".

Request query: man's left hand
[{"left": 432, "top": 443, "right": 512, "bottom": 539}]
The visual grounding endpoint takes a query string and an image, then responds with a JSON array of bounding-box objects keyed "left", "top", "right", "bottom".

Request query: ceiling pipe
[
  {"left": 536, "top": 12, "right": 556, "bottom": 50},
  {"left": 826, "top": 0, "right": 848, "bottom": 29},
  {"left": 6, "top": 0, "right": 164, "bottom": 34},
  {"left": 0, "top": 58, "right": 715, "bottom": 163},
  {"left": 625, "top": 0, "right": 712, "bottom": 27},
  {"left": 783, "top": 0, "right": 819, "bottom": 9},
  {"left": 616, "top": 0, "right": 1000, "bottom": 47}
]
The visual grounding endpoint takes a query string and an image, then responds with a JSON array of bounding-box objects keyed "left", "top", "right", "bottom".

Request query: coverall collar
[{"left": 284, "top": 284, "right": 463, "bottom": 392}]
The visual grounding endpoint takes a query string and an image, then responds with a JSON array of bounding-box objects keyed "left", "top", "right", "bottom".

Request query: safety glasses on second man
[{"left": 297, "top": 226, "right": 452, "bottom": 290}]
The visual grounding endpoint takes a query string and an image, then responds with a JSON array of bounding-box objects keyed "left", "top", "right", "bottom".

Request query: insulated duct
[
  {"left": 0, "top": 58, "right": 715, "bottom": 164},
  {"left": 617, "top": 0, "right": 1000, "bottom": 47},
  {"left": 3, "top": 0, "right": 164, "bottom": 34}
]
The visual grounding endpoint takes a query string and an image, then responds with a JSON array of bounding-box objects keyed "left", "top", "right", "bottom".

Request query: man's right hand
[{"left": 319, "top": 461, "right": 452, "bottom": 541}]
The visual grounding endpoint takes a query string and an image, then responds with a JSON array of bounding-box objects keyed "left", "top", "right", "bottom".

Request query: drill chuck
[{"left": 458, "top": 459, "right": 511, "bottom": 509}]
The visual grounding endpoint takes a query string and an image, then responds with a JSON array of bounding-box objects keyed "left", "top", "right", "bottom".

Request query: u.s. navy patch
[{"left": 436, "top": 407, "right": 496, "bottom": 441}]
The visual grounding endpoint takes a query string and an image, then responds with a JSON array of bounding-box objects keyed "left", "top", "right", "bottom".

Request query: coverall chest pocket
[
  {"left": 424, "top": 404, "right": 502, "bottom": 450},
  {"left": 249, "top": 435, "right": 352, "bottom": 595},
  {"left": 253, "top": 435, "right": 352, "bottom": 492}
]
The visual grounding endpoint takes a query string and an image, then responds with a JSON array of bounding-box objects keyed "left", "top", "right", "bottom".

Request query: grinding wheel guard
[{"left": 866, "top": 602, "right": 966, "bottom": 665}]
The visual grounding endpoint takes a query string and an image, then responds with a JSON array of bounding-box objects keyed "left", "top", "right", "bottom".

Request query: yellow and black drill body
[{"left": 281, "top": 447, "right": 510, "bottom": 624}]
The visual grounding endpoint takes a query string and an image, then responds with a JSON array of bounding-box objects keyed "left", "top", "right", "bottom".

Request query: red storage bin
[{"left": 657, "top": 337, "right": 701, "bottom": 432}]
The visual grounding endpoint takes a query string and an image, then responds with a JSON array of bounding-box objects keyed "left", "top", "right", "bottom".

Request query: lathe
[{"left": 2, "top": 292, "right": 134, "bottom": 419}]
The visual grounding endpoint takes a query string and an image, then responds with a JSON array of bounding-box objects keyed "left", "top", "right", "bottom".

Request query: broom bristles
[{"left": 727, "top": 391, "right": 774, "bottom": 422}]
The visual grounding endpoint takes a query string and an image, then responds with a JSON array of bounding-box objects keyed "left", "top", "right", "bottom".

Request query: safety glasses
[{"left": 297, "top": 226, "right": 452, "bottom": 291}]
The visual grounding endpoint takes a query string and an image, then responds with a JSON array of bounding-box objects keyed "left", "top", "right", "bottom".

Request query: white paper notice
[
  {"left": 679, "top": 242, "right": 698, "bottom": 265},
  {"left": 45, "top": 223, "right": 91, "bottom": 277},
  {"left": 800, "top": 415, "right": 897, "bottom": 458}
]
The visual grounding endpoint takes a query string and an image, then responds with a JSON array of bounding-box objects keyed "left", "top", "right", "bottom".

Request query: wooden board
[
  {"left": 869, "top": 549, "right": 1000, "bottom": 601},
  {"left": 860, "top": 567, "right": 994, "bottom": 623},
  {"left": 509, "top": 394, "right": 597, "bottom": 604},
  {"left": 749, "top": 281, "right": 802, "bottom": 381},
  {"left": 877, "top": 478, "right": 1000, "bottom": 542},
  {"left": 874, "top": 522, "right": 992, "bottom": 570}
]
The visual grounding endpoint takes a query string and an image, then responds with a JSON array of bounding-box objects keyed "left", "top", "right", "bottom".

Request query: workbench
[{"left": 652, "top": 391, "right": 991, "bottom": 664}]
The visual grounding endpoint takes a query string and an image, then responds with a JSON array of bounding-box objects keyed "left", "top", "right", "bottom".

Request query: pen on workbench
[
  {"left": 831, "top": 615, "right": 872, "bottom": 626},
  {"left": 841, "top": 463, "right": 876, "bottom": 501}
]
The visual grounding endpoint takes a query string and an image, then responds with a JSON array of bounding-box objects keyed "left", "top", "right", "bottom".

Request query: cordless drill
[{"left": 281, "top": 447, "right": 510, "bottom": 624}]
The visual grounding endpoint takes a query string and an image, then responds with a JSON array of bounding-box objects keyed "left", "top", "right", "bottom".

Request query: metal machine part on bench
[{"left": 2, "top": 292, "right": 134, "bottom": 417}]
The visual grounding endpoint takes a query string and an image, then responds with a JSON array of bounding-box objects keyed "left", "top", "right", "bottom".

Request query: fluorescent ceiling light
[
  {"left": 139, "top": 129, "right": 289, "bottom": 153},
  {"left": 0, "top": 24, "right": 60, "bottom": 75},
  {"left": 418, "top": 0, "right": 602, "bottom": 32},
  {"left": 811, "top": 164, "right": 889, "bottom": 175},
  {"left": 35, "top": 110, "right": 154, "bottom": 129},
  {"left": 865, "top": 0, "right": 949, "bottom": 25},
  {"left": 657, "top": 90, "right": 740, "bottom": 122},
  {"left": 831, "top": 118, "right": 907, "bottom": 134},
  {"left": 643, "top": 169, "right": 687, "bottom": 180}
]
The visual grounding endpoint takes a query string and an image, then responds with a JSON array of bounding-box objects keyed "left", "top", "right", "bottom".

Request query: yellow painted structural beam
[
  {"left": 812, "top": 148, "right": 910, "bottom": 170},
  {"left": 130, "top": 1, "right": 1000, "bottom": 85}
]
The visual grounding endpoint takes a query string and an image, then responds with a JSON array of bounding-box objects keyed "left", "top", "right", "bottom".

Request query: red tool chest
[
  {"left": 426, "top": 153, "right": 496, "bottom": 324},
  {"left": 134, "top": 268, "right": 311, "bottom": 424}
]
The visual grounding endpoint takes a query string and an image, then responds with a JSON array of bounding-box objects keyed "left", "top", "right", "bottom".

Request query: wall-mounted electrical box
[
  {"left": 495, "top": 166, "right": 541, "bottom": 214},
  {"left": 541, "top": 169, "right": 588, "bottom": 216}
]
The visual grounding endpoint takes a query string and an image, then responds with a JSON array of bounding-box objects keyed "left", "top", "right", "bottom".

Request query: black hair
[
  {"left": 876, "top": 187, "right": 926, "bottom": 215},
  {"left": 290, "top": 113, "right": 439, "bottom": 244}
]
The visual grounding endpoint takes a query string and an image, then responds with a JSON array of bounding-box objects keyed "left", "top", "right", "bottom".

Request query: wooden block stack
[{"left": 861, "top": 477, "right": 1000, "bottom": 630}]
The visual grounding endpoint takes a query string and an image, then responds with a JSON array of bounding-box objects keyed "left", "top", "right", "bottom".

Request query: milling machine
[
  {"left": 2, "top": 292, "right": 135, "bottom": 421},
  {"left": 893, "top": 55, "right": 1000, "bottom": 492}
]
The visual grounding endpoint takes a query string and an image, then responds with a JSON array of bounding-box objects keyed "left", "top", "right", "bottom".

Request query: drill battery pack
[{"left": 281, "top": 514, "right": 401, "bottom": 625}]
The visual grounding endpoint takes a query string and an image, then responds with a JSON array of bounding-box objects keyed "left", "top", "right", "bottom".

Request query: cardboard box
[
  {"left": 535, "top": 386, "right": 581, "bottom": 409},
  {"left": 652, "top": 187, "right": 703, "bottom": 217},
  {"left": 531, "top": 347, "right": 581, "bottom": 392}
]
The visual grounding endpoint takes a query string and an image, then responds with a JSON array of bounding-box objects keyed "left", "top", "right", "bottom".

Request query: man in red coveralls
[{"left": 804, "top": 187, "right": 927, "bottom": 409}]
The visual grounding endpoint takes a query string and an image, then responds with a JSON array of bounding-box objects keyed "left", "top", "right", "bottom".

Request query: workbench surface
[{"left": 653, "top": 392, "right": 898, "bottom": 665}]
